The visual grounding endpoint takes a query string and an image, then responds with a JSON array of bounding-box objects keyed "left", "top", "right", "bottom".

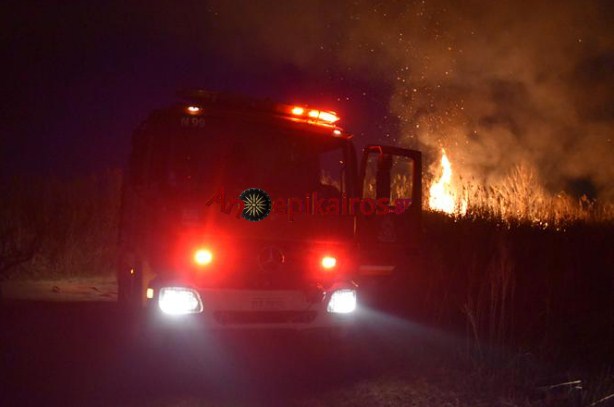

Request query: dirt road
[{"left": 1, "top": 296, "right": 534, "bottom": 406}]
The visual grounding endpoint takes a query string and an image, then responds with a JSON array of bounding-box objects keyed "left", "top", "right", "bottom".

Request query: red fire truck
[{"left": 117, "top": 90, "right": 422, "bottom": 333}]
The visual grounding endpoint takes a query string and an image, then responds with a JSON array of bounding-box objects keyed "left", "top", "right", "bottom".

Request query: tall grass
[
  {"left": 0, "top": 171, "right": 121, "bottom": 279},
  {"left": 0, "top": 177, "right": 44, "bottom": 276},
  {"left": 418, "top": 211, "right": 614, "bottom": 367},
  {"left": 419, "top": 162, "right": 613, "bottom": 362},
  {"left": 425, "top": 164, "right": 614, "bottom": 226}
]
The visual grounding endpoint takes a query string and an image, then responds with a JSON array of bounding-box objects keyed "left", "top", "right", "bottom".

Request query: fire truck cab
[{"left": 117, "top": 90, "right": 422, "bottom": 332}]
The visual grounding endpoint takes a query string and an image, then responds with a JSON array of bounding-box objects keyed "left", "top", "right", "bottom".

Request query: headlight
[
  {"left": 327, "top": 289, "right": 357, "bottom": 314},
  {"left": 158, "top": 287, "right": 203, "bottom": 315}
]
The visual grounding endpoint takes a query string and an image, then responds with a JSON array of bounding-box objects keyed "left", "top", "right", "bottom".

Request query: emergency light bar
[
  {"left": 178, "top": 89, "right": 343, "bottom": 130},
  {"left": 288, "top": 105, "right": 340, "bottom": 125}
]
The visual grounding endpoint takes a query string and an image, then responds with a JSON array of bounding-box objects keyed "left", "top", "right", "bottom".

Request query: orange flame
[{"left": 429, "top": 148, "right": 467, "bottom": 215}]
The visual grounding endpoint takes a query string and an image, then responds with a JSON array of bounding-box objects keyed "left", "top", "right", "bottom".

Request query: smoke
[{"left": 207, "top": 0, "right": 614, "bottom": 200}]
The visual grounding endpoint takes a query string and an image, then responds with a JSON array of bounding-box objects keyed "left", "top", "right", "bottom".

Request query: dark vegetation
[
  {"left": 0, "top": 171, "right": 121, "bottom": 281},
  {"left": 418, "top": 212, "right": 614, "bottom": 365}
]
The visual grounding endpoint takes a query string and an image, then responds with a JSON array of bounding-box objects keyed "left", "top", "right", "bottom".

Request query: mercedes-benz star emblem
[
  {"left": 240, "top": 188, "right": 271, "bottom": 222},
  {"left": 258, "top": 246, "right": 285, "bottom": 272}
]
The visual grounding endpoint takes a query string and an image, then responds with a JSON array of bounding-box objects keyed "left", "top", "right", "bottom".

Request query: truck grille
[{"left": 214, "top": 311, "right": 317, "bottom": 325}]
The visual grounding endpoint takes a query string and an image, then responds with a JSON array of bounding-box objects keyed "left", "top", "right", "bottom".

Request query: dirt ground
[
  {"left": 0, "top": 278, "right": 596, "bottom": 407},
  {"left": 1, "top": 275, "right": 118, "bottom": 302}
]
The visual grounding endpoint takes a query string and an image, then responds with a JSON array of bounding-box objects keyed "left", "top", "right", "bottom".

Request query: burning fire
[
  {"left": 425, "top": 149, "right": 613, "bottom": 225},
  {"left": 429, "top": 148, "right": 467, "bottom": 215}
]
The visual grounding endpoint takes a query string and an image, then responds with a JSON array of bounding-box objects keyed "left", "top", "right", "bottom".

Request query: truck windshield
[{"left": 139, "top": 116, "right": 348, "bottom": 199}]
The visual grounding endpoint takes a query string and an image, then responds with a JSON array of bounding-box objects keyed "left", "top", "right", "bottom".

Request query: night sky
[{"left": 2, "top": 1, "right": 613, "bottom": 199}]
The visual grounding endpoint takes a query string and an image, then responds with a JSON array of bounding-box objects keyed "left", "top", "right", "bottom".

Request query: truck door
[{"left": 356, "top": 145, "right": 422, "bottom": 281}]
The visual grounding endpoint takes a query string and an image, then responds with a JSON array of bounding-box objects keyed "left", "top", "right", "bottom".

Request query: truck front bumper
[{"left": 144, "top": 282, "right": 358, "bottom": 332}]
